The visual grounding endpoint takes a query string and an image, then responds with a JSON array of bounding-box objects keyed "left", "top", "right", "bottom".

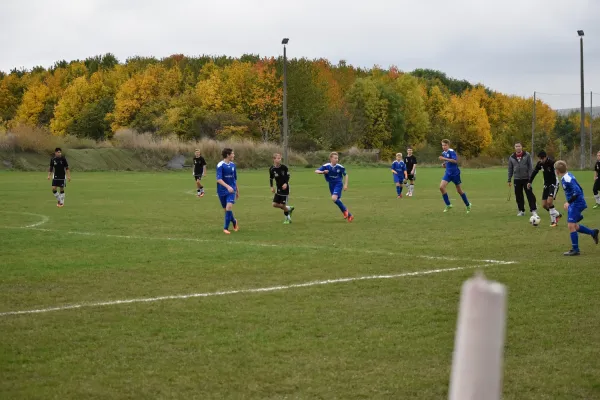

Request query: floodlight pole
[
  {"left": 591, "top": 91, "right": 593, "bottom": 168},
  {"left": 579, "top": 31, "right": 585, "bottom": 169},
  {"left": 531, "top": 91, "right": 536, "bottom": 156},
  {"left": 282, "top": 38, "right": 289, "bottom": 165}
]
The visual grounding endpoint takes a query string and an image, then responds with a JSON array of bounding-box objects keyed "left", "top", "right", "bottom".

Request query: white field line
[
  {"left": 8, "top": 226, "right": 517, "bottom": 266},
  {"left": 0, "top": 264, "right": 499, "bottom": 317},
  {"left": 0, "top": 212, "right": 50, "bottom": 228}
]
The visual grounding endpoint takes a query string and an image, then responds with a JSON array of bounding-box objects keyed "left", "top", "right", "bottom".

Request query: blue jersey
[
  {"left": 442, "top": 148, "right": 460, "bottom": 176},
  {"left": 391, "top": 160, "right": 407, "bottom": 176},
  {"left": 561, "top": 172, "right": 587, "bottom": 209},
  {"left": 216, "top": 160, "right": 237, "bottom": 196},
  {"left": 318, "top": 163, "right": 346, "bottom": 183}
]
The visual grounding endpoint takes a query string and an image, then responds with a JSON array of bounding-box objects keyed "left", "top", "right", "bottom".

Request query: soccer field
[{"left": 1, "top": 167, "right": 599, "bottom": 399}]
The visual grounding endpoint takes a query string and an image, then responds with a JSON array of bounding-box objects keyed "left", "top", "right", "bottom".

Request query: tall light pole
[
  {"left": 282, "top": 38, "right": 289, "bottom": 164},
  {"left": 578, "top": 30, "right": 585, "bottom": 169}
]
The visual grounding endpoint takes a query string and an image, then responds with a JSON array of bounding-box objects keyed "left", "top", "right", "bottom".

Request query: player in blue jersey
[
  {"left": 554, "top": 160, "right": 599, "bottom": 256},
  {"left": 391, "top": 152, "right": 408, "bottom": 198},
  {"left": 216, "top": 148, "right": 239, "bottom": 234},
  {"left": 439, "top": 139, "right": 472, "bottom": 213},
  {"left": 315, "top": 152, "right": 354, "bottom": 222}
]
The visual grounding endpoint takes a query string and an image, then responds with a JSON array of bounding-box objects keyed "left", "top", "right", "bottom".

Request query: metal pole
[
  {"left": 531, "top": 91, "right": 536, "bottom": 155},
  {"left": 282, "top": 45, "right": 289, "bottom": 165},
  {"left": 580, "top": 37, "right": 585, "bottom": 169}
]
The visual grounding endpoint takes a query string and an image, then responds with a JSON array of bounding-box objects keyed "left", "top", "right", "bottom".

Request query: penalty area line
[{"left": 0, "top": 264, "right": 498, "bottom": 317}]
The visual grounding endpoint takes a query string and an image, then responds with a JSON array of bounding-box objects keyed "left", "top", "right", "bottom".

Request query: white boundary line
[
  {"left": 5, "top": 225, "right": 517, "bottom": 265},
  {"left": 0, "top": 263, "right": 503, "bottom": 317},
  {"left": 0, "top": 211, "right": 50, "bottom": 228}
]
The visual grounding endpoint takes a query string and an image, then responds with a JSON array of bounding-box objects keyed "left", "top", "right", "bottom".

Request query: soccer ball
[{"left": 529, "top": 215, "right": 541, "bottom": 227}]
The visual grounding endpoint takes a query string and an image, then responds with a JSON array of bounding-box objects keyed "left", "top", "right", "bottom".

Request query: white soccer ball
[{"left": 529, "top": 215, "right": 541, "bottom": 227}]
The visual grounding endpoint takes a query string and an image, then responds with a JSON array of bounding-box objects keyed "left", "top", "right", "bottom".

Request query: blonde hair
[
  {"left": 329, "top": 151, "right": 339, "bottom": 159},
  {"left": 194, "top": 149, "right": 201, "bottom": 153},
  {"left": 441, "top": 139, "right": 450, "bottom": 145},
  {"left": 396, "top": 152, "right": 403, "bottom": 158},
  {"left": 554, "top": 160, "right": 567, "bottom": 174}
]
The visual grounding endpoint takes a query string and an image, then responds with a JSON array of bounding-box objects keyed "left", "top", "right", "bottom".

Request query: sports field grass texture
[{"left": 1, "top": 167, "right": 600, "bottom": 399}]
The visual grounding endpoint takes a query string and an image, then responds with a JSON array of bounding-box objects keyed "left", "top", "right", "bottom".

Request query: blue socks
[
  {"left": 334, "top": 199, "right": 347, "bottom": 212},
  {"left": 570, "top": 231, "right": 579, "bottom": 250},
  {"left": 460, "top": 193, "right": 470, "bottom": 206},
  {"left": 578, "top": 225, "right": 594, "bottom": 235},
  {"left": 396, "top": 186, "right": 401, "bottom": 195},
  {"left": 224, "top": 210, "right": 235, "bottom": 229},
  {"left": 442, "top": 193, "right": 451, "bottom": 206}
]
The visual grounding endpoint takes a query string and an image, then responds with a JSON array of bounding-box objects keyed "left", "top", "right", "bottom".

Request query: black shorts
[
  {"left": 52, "top": 179, "right": 66, "bottom": 188},
  {"left": 194, "top": 174, "right": 203, "bottom": 181},
  {"left": 542, "top": 184, "right": 559, "bottom": 200},
  {"left": 407, "top": 174, "right": 415, "bottom": 181},
  {"left": 273, "top": 191, "right": 289, "bottom": 204}
]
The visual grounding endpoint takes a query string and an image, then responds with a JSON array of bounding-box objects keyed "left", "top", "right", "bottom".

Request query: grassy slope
[{"left": 1, "top": 167, "right": 599, "bottom": 399}]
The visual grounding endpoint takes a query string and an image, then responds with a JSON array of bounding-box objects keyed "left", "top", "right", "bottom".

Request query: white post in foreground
[{"left": 448, "top": 272, "right": 507, "bottom": 400}]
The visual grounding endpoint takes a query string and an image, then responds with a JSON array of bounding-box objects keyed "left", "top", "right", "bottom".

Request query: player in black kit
[
  {"left": 593, "top": 150, "right": 600, "bottom": 209},
  {"left": 47, "top": 147, "right": 71, "bottom": 207},
  {"left": 404, "top": 147, "right": 417, "bottom": 197},
  {"left": 192, "top": 149, "right": 207, "bottom": 197},
  {"left": 528, "top": 150, "right": 561, "bottom": 226},
  {"left": 269, "top": 153, "right": 295, "bottom": 224}
]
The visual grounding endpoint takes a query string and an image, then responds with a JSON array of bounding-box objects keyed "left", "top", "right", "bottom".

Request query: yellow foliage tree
[{"left": 445, "top": 89, "right": 492, "bottom": 158}]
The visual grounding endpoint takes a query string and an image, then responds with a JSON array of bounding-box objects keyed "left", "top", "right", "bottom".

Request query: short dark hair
[
  {"left": 222, "top": 148, "right": 233, "bottom": 159},
  {"left": 55, "top": 147, "right": 62, "bottom": 152},
  {"left": 537, "top": 150, "right": 547, "bottom": 158},
  {"left": 441, "top": 139, "right": 450, "bottom": 145},
  {"left": 514, "top": 142, "right": 522, "bottom": 146}
]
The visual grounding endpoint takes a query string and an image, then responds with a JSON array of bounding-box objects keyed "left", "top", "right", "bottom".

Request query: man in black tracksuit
[{"left": 507, "top": 142, "right": 538, "bottom": 217}]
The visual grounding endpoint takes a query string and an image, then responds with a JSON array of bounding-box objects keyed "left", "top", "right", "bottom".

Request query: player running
[
  {"left": 404, "top": 148, "right": 417, "bottom": 196},
  {"left": 391, "top": 153, "right": 408, "bottom": 198},
  {"left": 47, "top": 147, "right": 71, "bottom": 207},
  {"left": 192, "top": 149, "right": 207, "bottom": 197},
  {"left": 269, "top": 153, "right": 295, "bottom": 224},
  {"left": 528, "top": 150, "right": 562, "bottom": 226},
  {"left": 439, "top": 139, "right": 472, "bottom": 213},
  {"left": 554, "top": 160, "right": 599, "bottom": 256},
  {"left": 315, "top": 152, "right": 354, "bottom": 222},
  {"left": 593, "top": 150, "right": 600, "bottom": 209},
  {"left": 216, "top": 148, "right": 239, "bottom": 234}
]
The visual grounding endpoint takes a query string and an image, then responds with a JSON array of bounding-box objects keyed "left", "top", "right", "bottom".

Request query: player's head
[
  {"left": 554, "top": 160, "right": 568, "bottom": 177},
  {"left": 54, "top": 147, "right": 62, "bottom": 157},
  {"left": 222, "top": 148, "right": 234, "bottom": 161},
  {"left": 396, "top": 152, "right": 402, "bottom": 161},
  {"left": 537, "top": 150, "right": 547, "bottom": 161},
  {"left": 329, "top": 152, "right": 339, "bottom": 165},
  {"left": 407, "top": 147, "right": 413, "bottom": 155},
  {"left": 514, "top": 142, "right": 523, "bottom": 153},
  {"left": 194, "top": 149, "right": 201, "bottom": 157},
  {"left": 597, "top": 150, "right": 600, "bottom": 160},
  {"left": 441, "top": 139, "right": 450, "bottom": 151},
  {"left": 273, "top": 153, "right": 282, "bottom": 165}
]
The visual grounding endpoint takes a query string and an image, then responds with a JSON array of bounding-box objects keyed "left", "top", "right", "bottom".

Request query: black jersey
[
  {"left": 595, "top": 161, "right": 600, "bottom": 177},
  {"left": 530, "top": 157, "right": 557, "bottom": 186},
  {"left": 193, "top": 156, "right": 206, "bottom": 175},
  {"left": 404, "top": 155, "right": 417, "bottom": 173},
  {"left": 269, "top": 164, "right": 290, "bottom": 192},
  {"left": 49, "top": 157, "right": 69, "bottom": 179}
]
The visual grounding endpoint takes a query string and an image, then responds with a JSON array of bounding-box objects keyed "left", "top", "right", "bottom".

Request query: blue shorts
[
  {"left": 393, "top": 174, "right": 405, "bottom": 184},
  {"left": 218, "top": 193, "right": 236, "bottom": 208},
  {"left": 567, "top": 204, "right": 586, "bottom": 223},
  {"left": 329, "top": 182, "right": 343, "bottom": 198},
  {"left": 442, "top": 173, "right": 462, "bottom": 186}
]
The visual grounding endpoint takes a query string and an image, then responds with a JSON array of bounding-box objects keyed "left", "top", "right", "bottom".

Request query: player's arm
[
  {"left": 404, "top": 169, "right": 408, "bottom": 180},
  {"left": 343, "top": 172, "right": 349, "bottom": 190},
  {"left": 66, "top": 166, "right": 71, "bottom": 182},
  {"left": 411, "top": 158, "right": 417, "bottom": 175},
  {"left": 391, "top": 163, "right": 397, "bottom": 174},
  {"left": 216, "top": 166, "right": 234, "bottom": 193},
  {"left": 315, "top": 165, "right": 327, "bottom": 174},
  {"left": 47, "top": 159, "right": 53, "bottom": 180},
  {"left": 202, "top": 163, "right": 207, "bottom": 177},
  {"left": 439, "top": 152, "right": 458, "bottom": 163},
  {"left": 507, "top": 158, "right": 513, "bottom": 186},
  {"left": 528, "top": 162, "right": 540, "bottom": 188},
  {"left": 282, "top": 165, "right": 289, "bottom": 190},
  {"left": 269, "top": 168, "right": 275, "bottom": 192}
]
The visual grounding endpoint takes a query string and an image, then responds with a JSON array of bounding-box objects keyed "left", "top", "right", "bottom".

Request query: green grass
[{"left": 1, "top": 167, "right": 600, "bottom": 399}]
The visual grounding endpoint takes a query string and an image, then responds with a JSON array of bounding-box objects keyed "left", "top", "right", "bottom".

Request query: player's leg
[
  {"left": 455, "top": 177, "right": 471, "bottom": 212},
  {"left": 593, "top": 179, "right": 600, "bottom": 208},
  {"left": 195, "top": 177, "right": 204, "bottom": 197},
  {"left": 439, "top": 179, "right": 452, "bottom": 211},
  {"left": 547, "top": 190, "right": 561, "bottom": 226},
  {"left": 408, "top": 176, "right": 415, "bottom": 196},
  {"left": 331, "top": 184, "right": 352, "bottom": 220},
  {"left": 226, "top": 193, "right": 238, "bottom": 231},
  {"left": 395, "top": 180, "right": 401, "bottom": 197},
  {"left": 219, "top": 195, "right": 231, "bottom": 233},
  {"left": 59, "top": 183, "right": 65, "bottom": 206}
]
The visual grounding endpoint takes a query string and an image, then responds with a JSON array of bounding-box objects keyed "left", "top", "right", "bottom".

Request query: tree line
[{"left": 1, "top": 53, "right": 598, "bottom": 159}]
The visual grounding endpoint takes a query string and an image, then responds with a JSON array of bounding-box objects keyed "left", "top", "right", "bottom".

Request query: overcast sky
[{"left": 1, "top": 0, "right": 599, "bottom": 109}]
